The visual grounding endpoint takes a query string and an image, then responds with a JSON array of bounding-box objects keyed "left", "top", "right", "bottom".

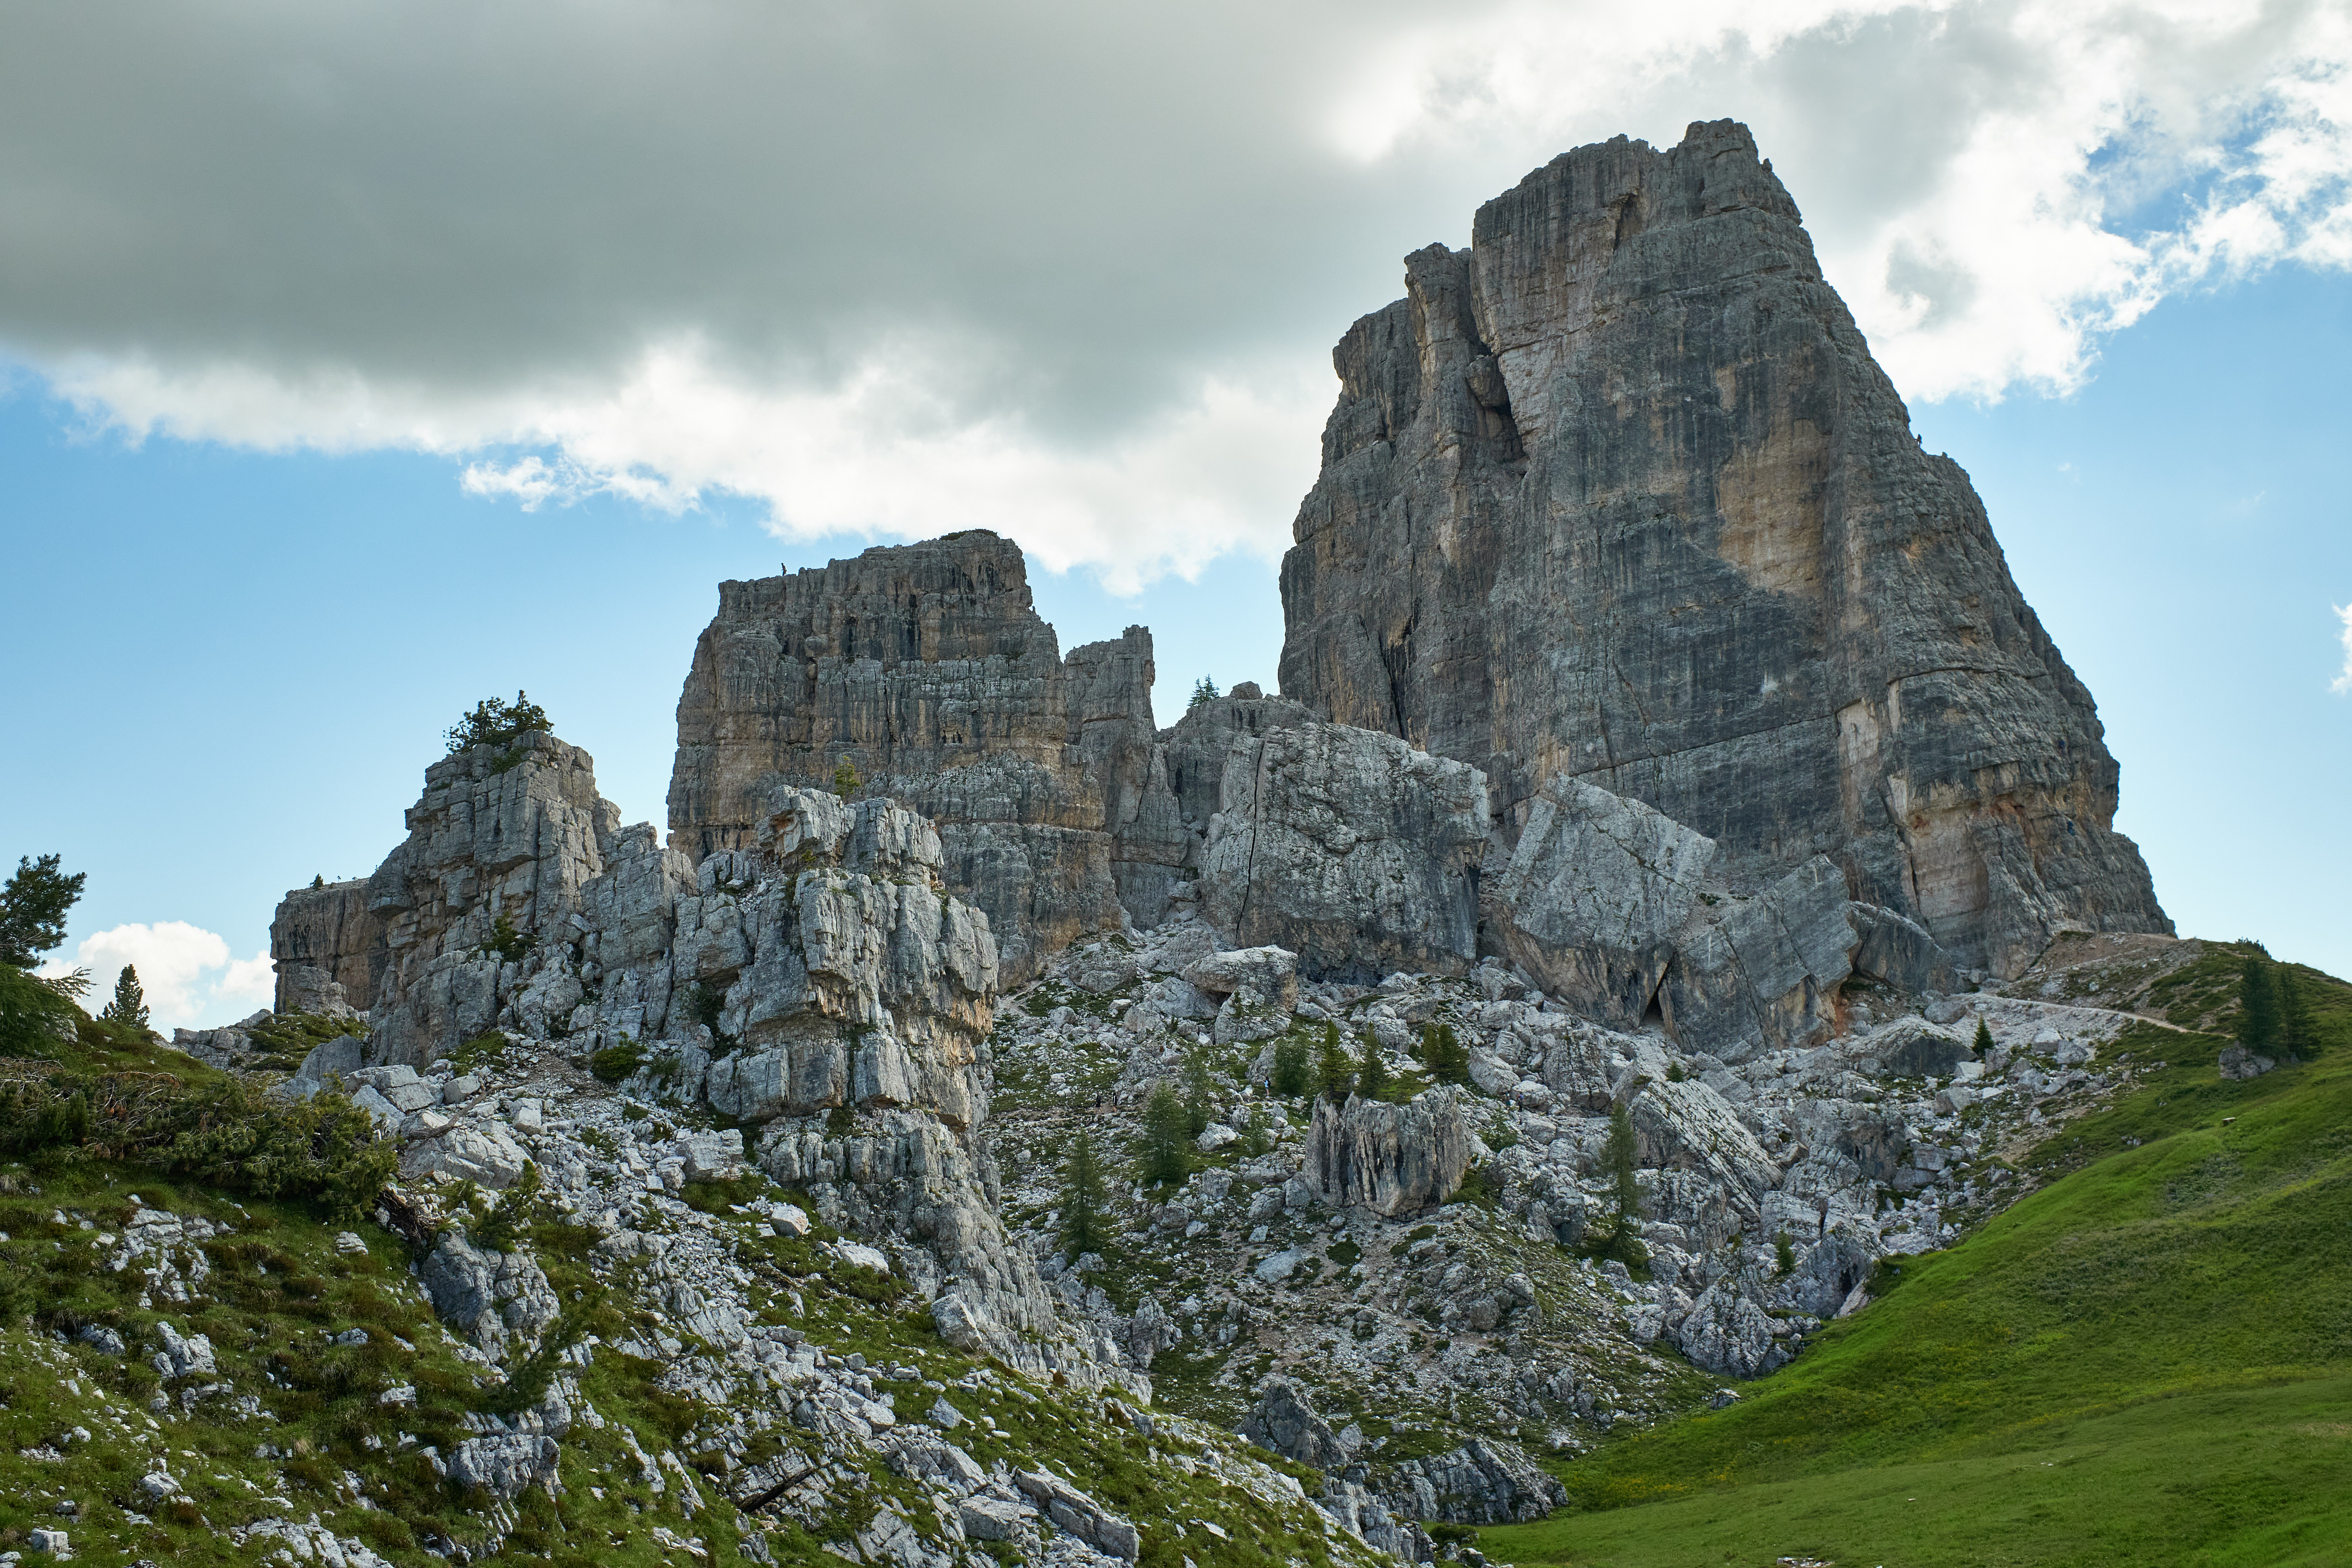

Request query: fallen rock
[
  {"left": 1306, "top": 1090, "right": 1471, "bottom": 1216},
  {"left": 1238, "top": 1376, "right": 1348, "bottom": 1469}
]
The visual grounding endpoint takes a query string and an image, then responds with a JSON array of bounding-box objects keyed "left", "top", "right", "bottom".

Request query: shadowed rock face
[
  {"left": 666, "top": 530, "right": 1181, "bottom": 981},
  {"left": 1277, "top": 118, "right": 2169, "bottom": 976}
]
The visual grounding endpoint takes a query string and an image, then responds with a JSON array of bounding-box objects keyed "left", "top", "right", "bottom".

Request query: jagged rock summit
[{"left": 1277, "top": 118, "right": 2169, "bottom": 978}]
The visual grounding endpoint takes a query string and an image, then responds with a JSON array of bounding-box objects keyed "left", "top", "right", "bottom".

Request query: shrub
[
  {"left": 1775, "top": 1227, "right": 1796, "bottom": 1276},
  {"left": 590, "top": 1038, "right": 646, "bottom": 1083},
  {"left": 832, "top": 756, "right": 862, "bottom": 797},
  {"left": 0, "top": 964, "right": 80, "bottom": 1058},
  {"left": 1356, "top": 1032, "right": 1392, "bottom": 1101},
  {"left": 483, "top": 911, "right": 534, "bottom": 965}
]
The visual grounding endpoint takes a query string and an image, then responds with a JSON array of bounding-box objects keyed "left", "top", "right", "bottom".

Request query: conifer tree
[
  {"left": 1604, "top": 1103, "right": 1641, "bottom": 1228},
  {"left": 1138, "top": 1082, "right": 1189, "bottom": 1185},
  {"left": 1271, "top": 1035, "right": 1312, "bottom": 1098},
  {"left": 100, "top": 964, "right": 150, "bottom": 1032},
  {"left": 832, "top": 756, "right": 862, "bottom": 797},
  {"left": 1973, "top": 1017, "right": 1995, "bottom": 1057},
  {"left": 1355, "top": 1031, "right": 1391, "bottom": 1102},
  {"left": 1421, "top": 1021, "right": 1470, "bottom": 1085},
  {"left": 1058, "top": 1129, "right": 1110, "bottom": 1261},
  {"left": 1181, "top": 1055, "right": 1214, "bottom": 1138},
  {"left": 1187, "top": 676, "right": 1219, "bottom": 710},
  {"left": 1317, "top": 1021, "right": 1354, "bottom": 1103},
  {"left": 2240, "top": 956, "right": 2283, "bottom": 1054},
  {"left": 1, "top": 853, "right": 84, "bottom": 970},
  {"left": 2279, "top": 967, "right": 2322, "bottom": 1059}
]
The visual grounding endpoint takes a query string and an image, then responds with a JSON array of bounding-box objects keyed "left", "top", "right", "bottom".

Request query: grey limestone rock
[
  {"left": 417, "top": 1230, "right": 560, "bottom": 1360},
  {"left": 1379, "top": 1436, "right": 1567, "bottom": 1525},
  {"left": 1489, "top": 774, "right": 1718, "bottom": 1025},
  {"left": 1306, "top": 1089, "right": 1471, "bottom": 1216},
  {"left": 1182, "top": 945, "right": 1301, "bottom": 1011},
  {"left": 1202, "top": 721, "right": 1488, "bottom": 982},
  {"left": 1865, "top": 1017, "right": 1976, "bottom": 1078},
  {"left": 1277, "top": 118, "right": 2168, "bottom": 980},
  {"left": 445, "top": 1433, "right": 560, "bottom": 1501},
  {"left": 1664, "top": 856, "right": 1857, "bottom": 1061},
  {"left": 664, "top": 531, "right": 1178, "bottom": 981},
  {"left": 1237, "top": 1375, "right": 1348, "bottom": 1469}
]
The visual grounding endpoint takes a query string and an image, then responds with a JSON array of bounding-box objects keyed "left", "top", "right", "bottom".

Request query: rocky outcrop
[
  {"left": 271, "top": 878, "right": 381, "bottom": 1014},
  {"left": 1306, "top": 1089, "right": 1472, "bottom": 1216},
  {"left": 1238, "top": 1375, "right": 1350, "bottom": 1470},
  {"left": 1277, "top": 118, "right": 2169, "bottom": 978},
  {"left": 665, "top": 531, "right": 1179, "bottom": 981},
  {"left": 1202, "top": 722, "right": 1488, "bottom": 982},
  {"left": 1380, "top": 1438, "right": 1566, "bottom": 1525},
  {"left": 1662, "top": 856, "right": 1857, "bottom": 1061}
]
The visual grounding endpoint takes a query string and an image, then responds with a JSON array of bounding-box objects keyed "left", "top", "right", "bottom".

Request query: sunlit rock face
[{"left": 1277, "top": 118, "right": 2169, "bottom": 977}]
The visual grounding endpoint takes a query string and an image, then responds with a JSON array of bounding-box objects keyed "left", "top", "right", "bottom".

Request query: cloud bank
[
  {"left": 6, "top": 0, "right": 2351, "bottom": 588},
  {"left": 42, "top": 922, "right": 274, "bottom": 1034}
]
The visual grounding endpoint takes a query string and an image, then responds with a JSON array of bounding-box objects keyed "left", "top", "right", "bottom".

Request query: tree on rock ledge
[
  {"left": 444, "top": 690, "right": 551, "bottom": 755},
  {"left": 1138, "top": 1083, "right": 1189, "bottom": 1187}
]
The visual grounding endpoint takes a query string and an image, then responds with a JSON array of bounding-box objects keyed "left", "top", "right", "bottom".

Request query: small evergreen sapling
[
  {"left": 1187, "top": 676, "right": 1219, "bottom": 711},
  {"left": 1058, "top": 1129, "right": 1110, "bottom": 1261},
  {"left": 833, "top": 756, "right": 862, "bottom": 797}
]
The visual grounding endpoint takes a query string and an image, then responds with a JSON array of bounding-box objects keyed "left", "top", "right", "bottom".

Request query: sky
[{"left": 3, "top": 0, "right": 2350, "bottom": 1030}]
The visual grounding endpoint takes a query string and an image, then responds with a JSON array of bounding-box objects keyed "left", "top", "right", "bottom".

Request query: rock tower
[{"left": 1277, "top": 119, "right": 2169, "bottom": 975}]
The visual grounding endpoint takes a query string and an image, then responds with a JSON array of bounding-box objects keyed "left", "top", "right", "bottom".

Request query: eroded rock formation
[
  {"left": 665, "top": 531, "right": 1181, "bottom": 981},
  {"left": 1277, "top": 118, "right": 2169, "bottom": 976}
]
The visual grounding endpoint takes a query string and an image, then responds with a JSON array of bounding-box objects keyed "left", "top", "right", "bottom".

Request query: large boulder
[
  {"left": 1489, "top": 774, "right": 1718, "bottom": 1023},
  {"left": 1202, "top": 722, "right": 1488, "bottom": 982},
  {"left": 1664, "top": 856, "right": 1858, "bottom": 1061},
  {"left": 1238, "top": 1376, "right": 1348, "bottom": 1470},
  {"left": 1306, "top": 1089, "right": 1472, "bottom": 1216},
  {"left": 1380, "top": 1437, "right": 1566, "bottom": 1525}
]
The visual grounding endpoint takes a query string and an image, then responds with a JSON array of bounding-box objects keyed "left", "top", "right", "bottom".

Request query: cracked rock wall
[{"left": 1276, "top": 118, "right": 2169, "bottom": 977}]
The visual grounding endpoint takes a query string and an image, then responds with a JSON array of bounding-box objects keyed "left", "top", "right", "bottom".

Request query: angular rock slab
[
  {"left": 1306, "top": 1089, "right": 1471, "bottom": 1217},
  {"left": 1202, "top": 721, "right": 1488, "bottom": 982}
]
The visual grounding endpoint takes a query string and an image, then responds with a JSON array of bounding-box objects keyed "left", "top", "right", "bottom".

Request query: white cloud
[
  {"left": 40, "top": 922, "right": 272, "bottom": 1032},
  {"left": 2332, "top": 603, "right": 2352, "bottom": 693},
  {"left": 5, "top": 0, "right": 2352, "bottom": 584}
]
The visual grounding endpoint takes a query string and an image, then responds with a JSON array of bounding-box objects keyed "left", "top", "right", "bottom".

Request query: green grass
[{"left": 1481, "top": 1018, "right": 2352, "bottom": 1567}]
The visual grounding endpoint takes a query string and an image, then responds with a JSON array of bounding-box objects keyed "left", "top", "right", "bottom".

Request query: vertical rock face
[
  {"left": 270, "top": 878, "right": 382, "bottom": 1014},
  {"left": 1277, "top": 118, "right": 2169, "bottom": 976},
  {"left": 666, "top": 530, "right": 1176, "bottom": 980}
]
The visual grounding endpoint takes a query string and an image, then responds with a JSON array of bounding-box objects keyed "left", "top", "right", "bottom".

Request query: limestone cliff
[
  {"left": 666, "top": 531, "right": 1181, "bottom": 981},
  {"left": 1277, "top": 118, "right": 2169, "bottom": 976}
]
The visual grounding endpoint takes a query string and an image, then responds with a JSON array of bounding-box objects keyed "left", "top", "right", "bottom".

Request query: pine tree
[
  {"left": 1138, "top": 1082, "right": 1189, "bottom": 1185},
  {"left": 1973, "top": 1017, "right": 1995, "bottom": 1057},
  {"left": 2240, "top": 956, "right": 2283, "bottom": 1054},
  {"left": 444, "top": 690, "right": 552, "bottom": 755},
  {"left": 1181, "top": 1055, "right": 1214, "bottom": 1138},
  {"left": 99, "top": 965, "right": 150, "bottom": 1032},
  {"left": 2279, "top": 968, "right": 2323, "bottom": 1060},
  {"left": 1421, "top": 1021, "right": 1470, "bottom": 1085},
  {"left": 1, "top": 853, "right": 85, "bottom": 970},
  {"left": 832, "top": 756, "right": 862, "bottom": 797},
  {"left": 1187, "top": 676, "right": 1220, "bottom": 711},
  {"left": 1317, "top": 1021, "right": 1354, "bottom": 1103},
  {"left": 1356, "top": 1031, "right": 1392, "bottom": 1102},
  {"left": 1604, "top": 1103, "right": 1641, "bottom": 1228},
  {"left": 1058, "top": 1129, "right": 1110, "bottom": 1262},
  {"left": 1271, "top": 1035, "right": 1313, "bottom": 1098}
]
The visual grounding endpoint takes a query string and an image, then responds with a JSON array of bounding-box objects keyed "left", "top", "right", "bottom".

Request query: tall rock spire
[{"left": 1277, "top": 119, "right": 2168, "bottom": 975}]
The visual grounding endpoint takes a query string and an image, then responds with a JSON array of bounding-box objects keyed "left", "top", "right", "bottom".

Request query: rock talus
[{"left": 1277, "top": 118, "right": 2169, "bottom": 976}]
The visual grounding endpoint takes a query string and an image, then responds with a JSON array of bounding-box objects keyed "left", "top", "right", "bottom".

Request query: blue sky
[{"left": 6, "top": 1, "right": 2352, "bottom": 1027}]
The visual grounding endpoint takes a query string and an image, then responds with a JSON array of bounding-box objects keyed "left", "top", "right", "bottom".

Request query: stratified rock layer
[
  {"left": 666, "top": 531, "right": 1180, "bottom": 981},
  {"left": 1277, "top": 118, "right": 2169, "bottom": 975}
]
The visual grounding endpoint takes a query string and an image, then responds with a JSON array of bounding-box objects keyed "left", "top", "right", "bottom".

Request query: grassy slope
[{"left": 1480, "top": 1014, "right": 2352, "bottom": 1568}]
